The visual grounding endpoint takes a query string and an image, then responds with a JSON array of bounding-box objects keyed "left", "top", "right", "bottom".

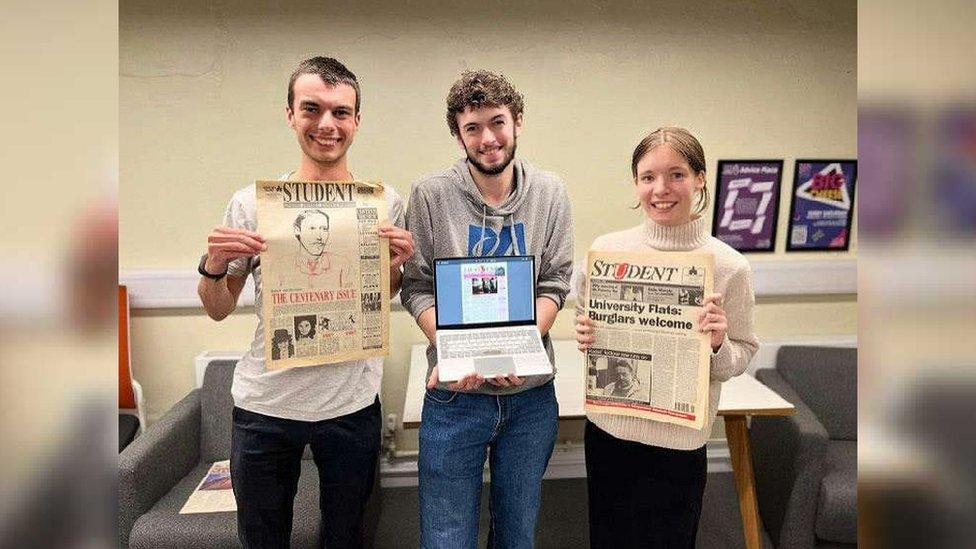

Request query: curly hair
[{"left": 446, "top": 70, "right": 525, "bottom": 136}]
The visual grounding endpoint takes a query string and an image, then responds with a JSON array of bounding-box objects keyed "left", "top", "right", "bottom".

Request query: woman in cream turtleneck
[{"left": 575, "top": 127, "right": 758, "bottom": 548}]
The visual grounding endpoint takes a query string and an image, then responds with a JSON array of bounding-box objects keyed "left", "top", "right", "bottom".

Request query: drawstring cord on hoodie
[
  {"left": 507, "top": 212, "right": 521, "bottom": 256},
  {"left": 472, "top": 205, "right": 489, "bottom": 256},
  {"left": 472, "top": 204, "right": 522, "bottom": 257}
]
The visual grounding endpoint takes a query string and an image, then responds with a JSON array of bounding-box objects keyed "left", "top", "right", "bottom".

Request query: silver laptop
[{"left": 433, "top": 256, "right": 552, "bottom": 382}]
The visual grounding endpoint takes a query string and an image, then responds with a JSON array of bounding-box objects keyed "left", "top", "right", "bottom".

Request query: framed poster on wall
[
  {"left": 711, "top": 160, "right": 783, "bottom": 252},
  {"left": 787, "top": 159, "right": 858, "bottom": 251},
  {"left": 936, "top": 107, "right": 976, "bottom": 234}
]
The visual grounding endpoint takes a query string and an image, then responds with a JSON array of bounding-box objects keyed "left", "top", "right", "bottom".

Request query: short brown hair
[
  {"left": 287, "top": 57, "right": 361, "bottom": 113},
  {"left": 446, "top": 70, "right": 524, "bottom": 136},
  {"left": 631, "top": 126, "right": 709, "bottom": 215}
]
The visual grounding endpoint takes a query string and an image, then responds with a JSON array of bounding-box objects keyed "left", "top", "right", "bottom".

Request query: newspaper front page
[
  {"left": 583, "top": 250, "right": 714, "bottom": 429},
  {"left": 257, "top": 180, "right": 390, "bottom": 370}
]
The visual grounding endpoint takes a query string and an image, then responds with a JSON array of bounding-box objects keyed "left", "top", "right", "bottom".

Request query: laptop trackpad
[{"left": 474, "top": 356, "right": 515, "bottom": 377}]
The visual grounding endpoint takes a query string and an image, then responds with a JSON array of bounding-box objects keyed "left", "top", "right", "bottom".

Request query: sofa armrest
[
  {"left": 752, "top": 369, "right": 829, "bottom": 549},
  {"left": 118, "top": 389, "right": 201, "bottom": 548}
]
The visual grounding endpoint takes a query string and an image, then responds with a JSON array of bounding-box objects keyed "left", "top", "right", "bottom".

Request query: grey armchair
[
  {"left": 751, "top": 346, "right": 857, "bottom": 548},
  {"left": 118, "top": 360, "right": 323, "bottom": 548}
]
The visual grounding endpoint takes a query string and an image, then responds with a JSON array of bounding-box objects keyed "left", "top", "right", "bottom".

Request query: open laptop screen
[{"left": 434, "top": 256, "right": 536, "bottom": 329}]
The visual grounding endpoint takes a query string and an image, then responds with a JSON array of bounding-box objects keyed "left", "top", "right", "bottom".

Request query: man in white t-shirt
[{"left": 197, "top": 56, "right": 414, "bottom": 549}]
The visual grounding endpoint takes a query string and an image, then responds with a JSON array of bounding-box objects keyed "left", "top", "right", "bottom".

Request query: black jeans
[
  {"left": 230, "top": 399, "right": 381, "bottom": 549},
  {"left": 584, "top": 420, "right": 707, "bottom": 549}
]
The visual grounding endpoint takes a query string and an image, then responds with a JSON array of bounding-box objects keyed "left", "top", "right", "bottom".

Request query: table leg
[{"left": 725, "top": 415, "right": 763, "bottom": 549}]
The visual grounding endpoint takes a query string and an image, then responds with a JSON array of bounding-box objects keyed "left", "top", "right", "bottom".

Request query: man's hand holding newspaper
[{"left": 204, "top": 227, "right": 267, "bottom": 275}]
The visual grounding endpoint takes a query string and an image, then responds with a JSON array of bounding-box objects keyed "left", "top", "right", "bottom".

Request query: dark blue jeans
[
  {"left": 230, "top": 399, "right": 381, "bottom": 549},
  {"left": 418, "top": 381, "right": 559, "bottom": 549}
]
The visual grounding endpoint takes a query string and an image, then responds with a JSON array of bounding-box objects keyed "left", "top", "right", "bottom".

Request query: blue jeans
[{"left": 418, "top": 380, "right": 559, "bottom": 549}]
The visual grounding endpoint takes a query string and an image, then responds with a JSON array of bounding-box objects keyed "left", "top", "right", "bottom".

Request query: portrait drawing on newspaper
[
  {"left": 583, "top": 250, "right": 714, "bottom": 429},
  {"left": 257, "top": 180, "right": 391, "bottom": 370}
]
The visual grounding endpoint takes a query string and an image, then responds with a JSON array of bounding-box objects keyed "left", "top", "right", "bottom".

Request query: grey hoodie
[{"left": 401, "top": 157, "right": 574, "bottom": 395}]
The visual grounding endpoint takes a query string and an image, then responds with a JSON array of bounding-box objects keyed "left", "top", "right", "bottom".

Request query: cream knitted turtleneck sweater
[{"left": 577, "top": 215, "right": 758, "bottom": 450}]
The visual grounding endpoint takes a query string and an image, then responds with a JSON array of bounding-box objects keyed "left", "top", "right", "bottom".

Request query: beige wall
[{"left": 121, "top": 0, "right": 857, "bottom": 448}]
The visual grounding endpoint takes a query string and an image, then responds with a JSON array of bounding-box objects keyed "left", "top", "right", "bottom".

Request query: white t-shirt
[{"left": 222, "top": 178, "right": 405, "bottom": 421}]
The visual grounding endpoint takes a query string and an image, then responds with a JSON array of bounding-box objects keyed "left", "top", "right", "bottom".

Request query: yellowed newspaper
[
  {"left": 583, "top": 250, "right": 714, "bottom": 429},
  {"left": 179, "top": 460, "right": 235, "bottom": 514},
  {"left": 256, "top": 180, "right": 390, "bottom": 370}
]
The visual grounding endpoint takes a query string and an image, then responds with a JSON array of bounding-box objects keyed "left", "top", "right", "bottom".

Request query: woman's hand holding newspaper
[
  {"left": 697, "top": 293, "right": 727, "bottom": 352},
  {"left": 575, "top": 314, "right": 595, "bottom": 352}
]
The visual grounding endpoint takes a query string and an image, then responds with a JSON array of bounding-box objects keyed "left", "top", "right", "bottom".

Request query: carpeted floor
[{"left": 374, "top": 472, "right": 773, "bottom": 548}]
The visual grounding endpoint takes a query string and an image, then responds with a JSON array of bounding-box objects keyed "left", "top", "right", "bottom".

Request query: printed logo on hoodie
[{"left": 467, "top": 223, "right": 527, "bottom": 256}]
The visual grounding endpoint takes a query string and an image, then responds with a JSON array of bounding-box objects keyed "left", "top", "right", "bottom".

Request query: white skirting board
[
  {"left": 378, "top": 439, "right": 732, "bottom": 488},
  {"left": 120, "top": 258, "right": 855, "bottom": 309}
]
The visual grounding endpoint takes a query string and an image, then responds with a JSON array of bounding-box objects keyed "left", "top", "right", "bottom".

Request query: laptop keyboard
[{"left": 440, "top": 330, "right": 540, "bottom": 359}]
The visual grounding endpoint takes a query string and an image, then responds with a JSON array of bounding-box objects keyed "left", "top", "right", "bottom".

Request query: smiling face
[
  {"left": 455, "top": 105, "right": 521, "bottom": 176},
  {"left": 297, "top": 319, "right": 312, "bottom": 337},
  {"left": 634, "top": 144, "right": 705, "bottom": 226},
  {"left": 296, "top": 212, "right": 330, "bottom": 256},
  {"left": 287, "top": 74, "right": 360, "bottom": 168},
  {"left": 614, "top": 365, "right": 635, "bottom": 389}
]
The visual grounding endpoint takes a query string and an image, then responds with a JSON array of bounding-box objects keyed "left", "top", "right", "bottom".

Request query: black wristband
[{"left": 198, "top": 254, "right": 228, "bottom": 281}]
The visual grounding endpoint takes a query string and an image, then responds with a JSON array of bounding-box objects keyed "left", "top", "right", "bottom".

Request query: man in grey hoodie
[{"left": 401, "top": 70, "right": 574, "bottom": 549}]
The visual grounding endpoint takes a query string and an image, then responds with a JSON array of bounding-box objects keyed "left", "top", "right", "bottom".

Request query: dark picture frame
[
  {"left": 786, "top": 159, "right": 858, "bottom": 251},
  {"left": 711, "top": 160, "right": 784, "bottom": 252}
]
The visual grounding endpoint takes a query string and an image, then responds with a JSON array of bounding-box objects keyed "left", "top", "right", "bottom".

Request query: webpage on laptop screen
[{"left": 436, "top": 257, "right": 534, "bottom": 327}]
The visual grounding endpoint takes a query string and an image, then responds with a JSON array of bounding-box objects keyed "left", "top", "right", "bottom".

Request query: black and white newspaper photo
[
  {"left": 256, "top": 180, "right": 390, "bottom": 369},
  {"left": 583, "top": 250, "right": 714, "bottom": 429}
]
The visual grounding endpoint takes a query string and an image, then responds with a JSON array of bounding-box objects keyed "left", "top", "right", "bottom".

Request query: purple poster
[
  {"left": 711, "top": 160, "right": 783, "bottom": 252},
  {"left": 936, "top": 108, "right": 976, "bottom": 233},
  {"left": 787, "top": 159, "right": 858, "bottom": 251},
  {"left": 858, "top": 108, "right": 914, "bottom": 238}
]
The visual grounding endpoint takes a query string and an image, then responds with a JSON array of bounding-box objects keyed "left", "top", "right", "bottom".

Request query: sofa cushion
[
  {"left": 816, "top": 440, "right": 857, "bottom": 544},
  {"left": 777, "top": 346, "right": 857, "bottom": 440},
  {"left": 200, "top": 360, "right": 238, "bottom": 462},
  {"left": 128, "top": 460, "right": 321, "bottom": 549},
  {"left": 199, "top": 359, "right": 314, "bottom": 461}
]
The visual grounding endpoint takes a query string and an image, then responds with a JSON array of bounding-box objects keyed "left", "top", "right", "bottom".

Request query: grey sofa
[
  {"left": 751, "top": 346, "right": 857, "bottom": 549},
  {"left": 119, "top": 359, "right": 380, "bottom": 548}
]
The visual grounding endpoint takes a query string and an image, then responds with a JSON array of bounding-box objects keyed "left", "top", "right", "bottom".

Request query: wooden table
[
  {"left": 402, "top": 341, "right": 794, "bottom": 549},
  {"left": 717, "top": 370, "right": 795, "bottom": 549}
]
